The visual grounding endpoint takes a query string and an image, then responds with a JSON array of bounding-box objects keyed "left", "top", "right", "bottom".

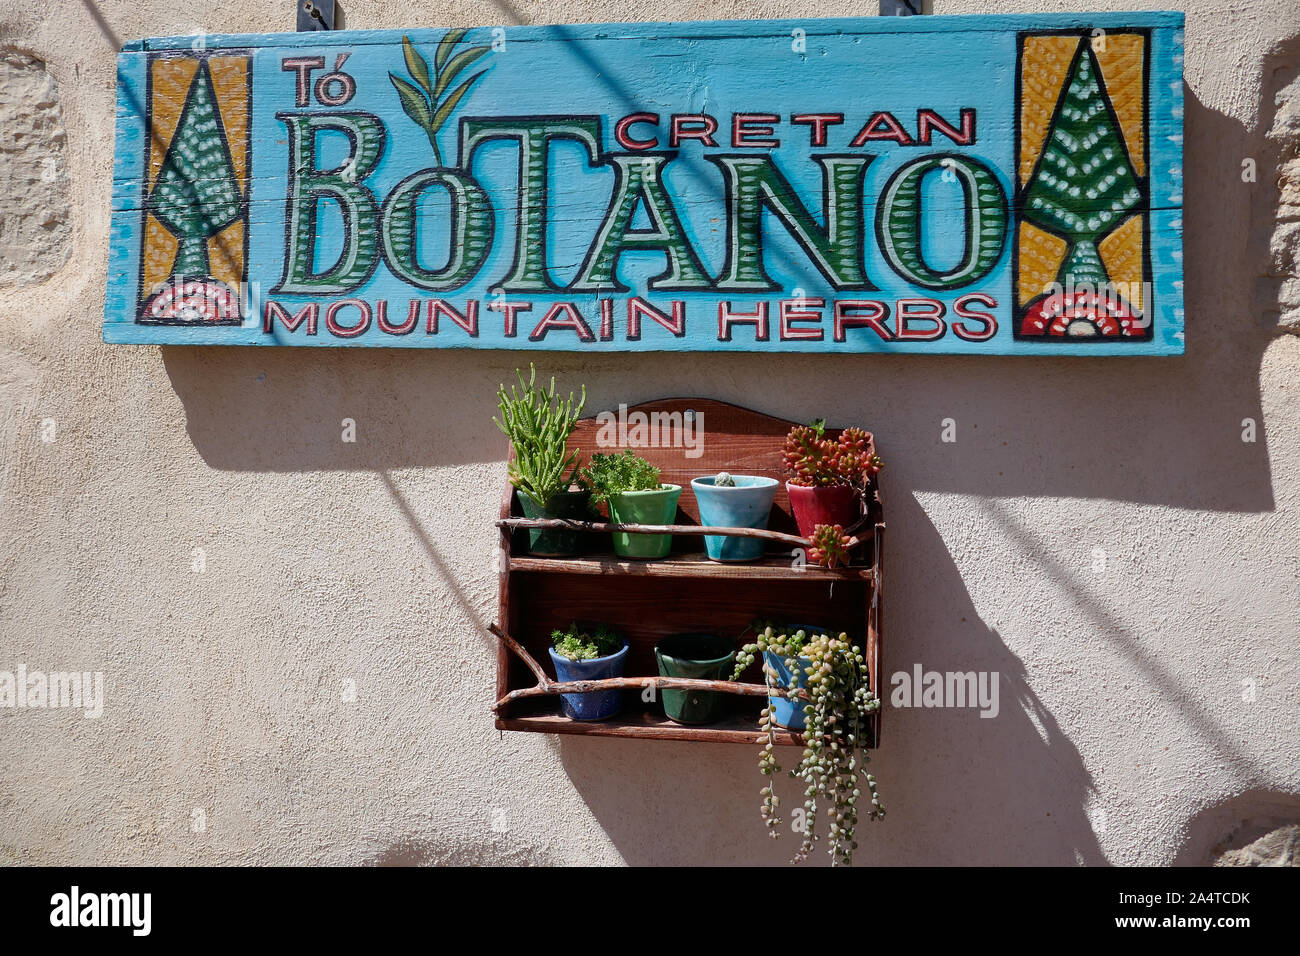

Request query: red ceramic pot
[{"left": 785, "top": 482, "right": 860, "bottom": 539}]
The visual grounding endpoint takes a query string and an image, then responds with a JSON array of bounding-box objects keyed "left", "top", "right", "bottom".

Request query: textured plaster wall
[{"left": 0, "top": 0, "right": 1297, "bottom": 866}]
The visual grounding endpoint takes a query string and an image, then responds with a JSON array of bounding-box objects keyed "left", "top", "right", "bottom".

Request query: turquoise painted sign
[{"left": 105, "top": 13, "right": 1185, "bottom": 353}]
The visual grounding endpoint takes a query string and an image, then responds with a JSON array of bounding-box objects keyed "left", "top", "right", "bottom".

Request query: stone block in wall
[
  {"left": 0, "top": 49, "right": 71, "bottom": 287},
  {"left": 1213, "top": 823, "right": 1300, "bottom": 866}
]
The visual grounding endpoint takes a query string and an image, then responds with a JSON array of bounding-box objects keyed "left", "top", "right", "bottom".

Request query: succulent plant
[
  {"left": 782, "top": 420, "right": 835, "bottom": 487},
  {"left": 783, "top": 420, "right": 883, "bottom": 488},
  {"left": 551, "top": 622, "right": 623, "bottom": 661},
  {"left": 579, "top": 450, "right": 662, "bottom": 504},
  {"left": 807, "top": 524, "right": 852, "bottom": 569},
  {"left": 714, "top": 471, "right": 736, "bottom": 486},
  {"left": 493, "top": 365, "right": 586, "bottom": 507},
  {"left": 732, "top": 623, "right": 884, "bottom": 866},
  {"left": 834, "top": 427, "right": 883, "bottom": 483}
]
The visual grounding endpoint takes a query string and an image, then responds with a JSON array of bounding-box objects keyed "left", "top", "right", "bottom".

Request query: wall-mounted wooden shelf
[{"left": 492, "top": 398, "right": 883, "bottom": 747}]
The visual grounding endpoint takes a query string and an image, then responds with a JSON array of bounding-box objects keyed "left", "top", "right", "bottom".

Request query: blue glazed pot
[
  {"left": 548, "top": 643, "right": 629, "bottom": 721},
  {"left": 764, "top": 650, "right": 812, "bottom": 731},
  {"left": 763, "top": 624, "right": 833, "bottom": 730},
  {"left": 691, "top": 475, "right": 779, "bottom": 562}
]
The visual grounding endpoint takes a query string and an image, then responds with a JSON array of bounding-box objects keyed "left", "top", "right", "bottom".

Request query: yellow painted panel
[
  {"left": 209, "top": 219, "right": 244, "bottom": 292},
  {"left": 147, "top": 57, "right": 199, "bottom": 191},
  {"left": 1018, "top": 35, "right": 1080, "bottom": 188},
  {"left": 142, "top": 213, "right": 178, "bottom": 295},
  {"left": 1017, "top": 222, "right": 1068, "bottom": 305},
  {"left": 208, "top": 56, "right": 249, "bottom": 188},
  {"left": 1094, "top": 34, "right": 1147, "bottom": 177},
  {"left": 1099, "top": 214, "right": 1145, "bottom": 312}
]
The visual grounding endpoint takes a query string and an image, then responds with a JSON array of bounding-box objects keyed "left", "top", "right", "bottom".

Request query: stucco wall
[{"left": 0, "top": 0, "right": 1297, "bottom": 866}]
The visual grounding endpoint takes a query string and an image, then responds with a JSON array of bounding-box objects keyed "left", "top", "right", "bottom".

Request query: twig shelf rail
[
  {"left": 489, "top": 623, "right": 799, "bottom": 712},
  {"left": 493, "top": 398, "right": 884, "bottom": 746},
  {"left": 495, "top": 517, "right": 868, "bottom": 551}
]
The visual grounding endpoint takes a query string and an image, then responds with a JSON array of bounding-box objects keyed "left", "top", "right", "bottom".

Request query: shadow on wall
[
  {"left": 162, "top": 85, "right": 1276, "bottom": 512},
  {"left": 555, "top": 491, "right": 1106, "bottom": 866}
]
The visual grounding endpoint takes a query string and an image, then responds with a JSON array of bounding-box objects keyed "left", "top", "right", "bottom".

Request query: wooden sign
[{"left": 105, "top": 13, "right": 1185, "bottom": 354}]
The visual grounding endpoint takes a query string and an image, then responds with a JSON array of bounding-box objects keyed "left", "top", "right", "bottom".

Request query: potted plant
[
  {"left": 732, "top": 623, "right": 885, "bottom": 866},
  {"left": 548, "top": 622, "right": 629, "bottom": 721},
  {"left": 654, "top": 633, "right": 736, "bottom": 724},
  {"left": 580, "top": 450, "right": 681, "bottom": 559},
  {"left": 732, "top": 621, "right": 823, "bottom": 731},
  {"left": 690, "top": 471, "right": 779, "bottom": 562},
  {"left": 782, "top": 420, "right": 883, "bottom": 540},
  {"left": 494, "top": 365, "right": 588, "bottom": 557}
]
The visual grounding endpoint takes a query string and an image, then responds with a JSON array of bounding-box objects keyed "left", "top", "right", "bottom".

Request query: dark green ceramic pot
[
  {"left": 517, "top": 489, "right": 590, "bottom": 557},
  {"left": 654, "top": 633, "right": 736, "bottom": 725}
]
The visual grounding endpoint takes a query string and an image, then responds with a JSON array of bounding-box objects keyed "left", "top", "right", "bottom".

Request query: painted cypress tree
[
  {"left": 150, "top": 60, "right": 241, "bottom": 280},
  {"left": 1022, "top": 42, "right": 1141, "bottom": 289}
]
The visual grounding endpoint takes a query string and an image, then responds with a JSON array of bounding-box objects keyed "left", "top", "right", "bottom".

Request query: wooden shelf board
[
  {"left": 496, "top": 707, "right": 808, "bottom": 746},
  {"left": 509, "top": 551, "right": 872, "bottom": 581}
]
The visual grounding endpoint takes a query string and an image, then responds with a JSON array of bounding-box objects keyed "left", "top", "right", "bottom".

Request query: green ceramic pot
[
  {"left": 655, "top": 633, "right": 736, "bottom": 725},
  {"left": 517, "top": 489, "right": 591, "bottom": 557},
  {"left": 606, "top": 485, "right": 681, "bottom": 559}
]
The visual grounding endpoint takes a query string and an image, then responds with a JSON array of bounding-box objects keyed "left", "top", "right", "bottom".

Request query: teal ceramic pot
[
  {"left": 691, "top": 475, "right": 779, "bottom": 561},
  {"left": 654, "top": 633, "right": 736, "bottom": 724},
  {"left": 606, "top": 485, "right": 681, "bottom": 558},
  {"left": 517, "top": 489, "right": 590, "bottom": 557}
]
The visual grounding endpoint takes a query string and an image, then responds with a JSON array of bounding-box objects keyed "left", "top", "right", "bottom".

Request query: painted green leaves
[
  {"left": 1022, "top": 42, "right": 1141, "bottom": 287},
  {"left": 150, "top": 59, "right": 241, "bottom": 279},
  {"left": 389, "top": 30, "right": 491, "bottom": 167}
]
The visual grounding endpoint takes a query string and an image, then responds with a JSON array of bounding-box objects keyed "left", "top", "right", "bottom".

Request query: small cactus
[{"left": 714, "top": 471, "right": 736, "bottom": 486}]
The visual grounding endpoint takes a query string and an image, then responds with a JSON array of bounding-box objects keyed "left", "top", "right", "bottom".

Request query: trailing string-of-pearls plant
[{"left": 733, "top": 626, "right": 885, "bottom": 866}]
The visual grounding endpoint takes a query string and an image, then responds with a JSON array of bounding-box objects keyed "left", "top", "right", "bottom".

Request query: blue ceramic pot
[
  {"left": 691, "top": 475, "right": 779, "bottom": 562},
  {"left": 548, "top": 643, "right": 629, "bottom": 720},
  {"left": 763, "top": 650, "right": 811, "bottom": 730},
  {"left": 762, "top": 624, "right": 833, "bottom": 730}
]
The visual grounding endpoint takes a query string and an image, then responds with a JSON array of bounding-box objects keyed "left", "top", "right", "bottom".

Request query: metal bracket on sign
[
  {"left": 297, "top": 0, "right": 341, "bottom": 31},
  {"left": 879, "top": 0, "right": 925, "bottom": 15}
]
